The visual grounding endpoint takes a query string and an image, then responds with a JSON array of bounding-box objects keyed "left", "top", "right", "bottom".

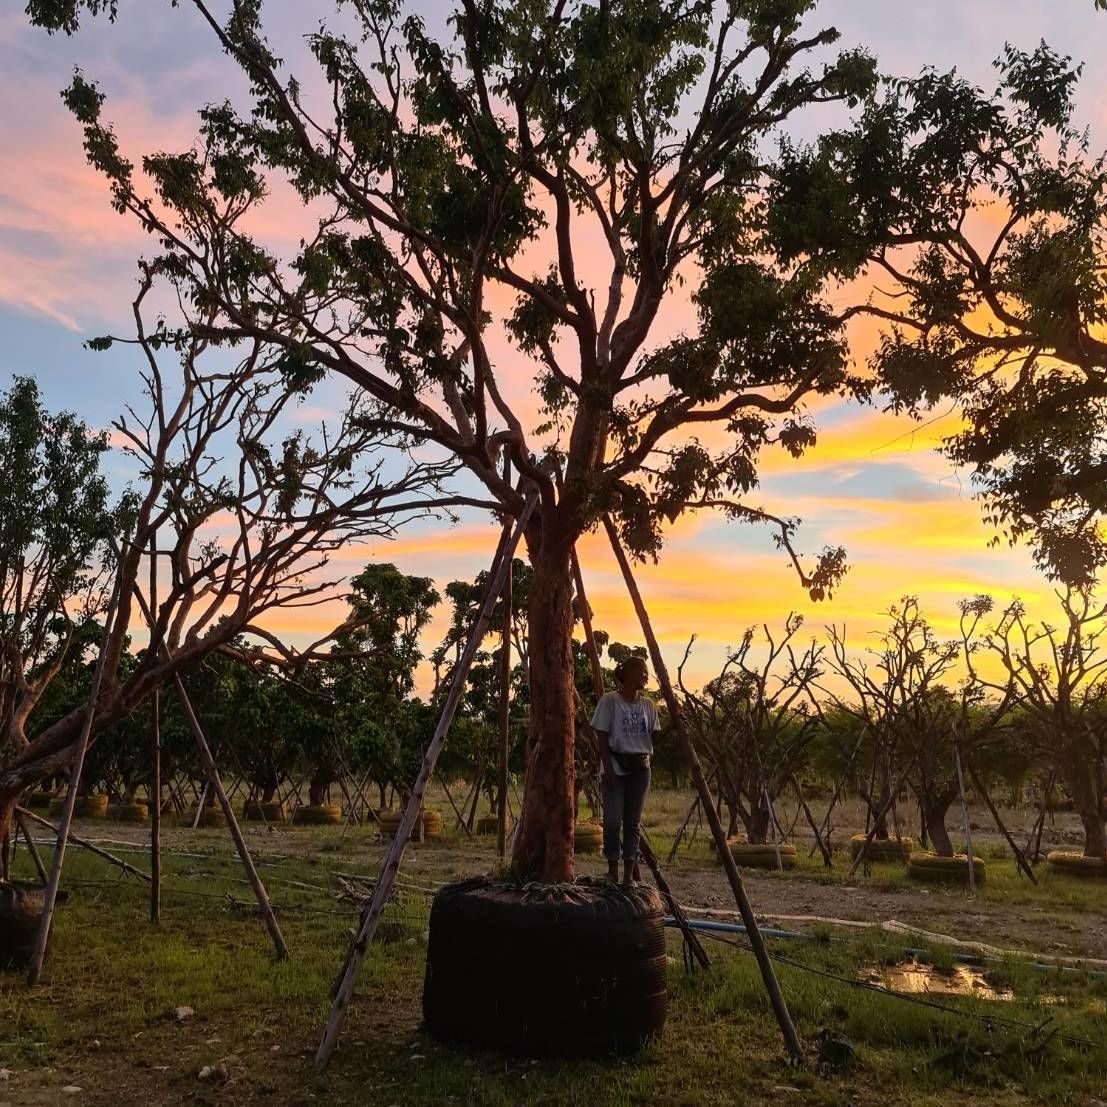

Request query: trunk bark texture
[
  {"left": 1062, "top": 762, "right": 1106, "bottom": 858},
  {"left": 511, "top": 538, "right": 576, "bottom": 882},
  {"left": 922, "top": 792, "right": 955, "bottom": 857}
]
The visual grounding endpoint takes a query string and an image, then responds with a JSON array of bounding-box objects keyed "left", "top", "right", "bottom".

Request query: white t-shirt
[{"left": 591, "top": 691, "right": 659, "bottom": 775}]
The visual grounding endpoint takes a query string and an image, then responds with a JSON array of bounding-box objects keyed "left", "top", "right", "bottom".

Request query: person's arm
[
  {"left": 591, "top": 695, "right": 616, "bottom": 784},
  {"left": 596, "top": 726, "right": 616, "bottom": 785}
]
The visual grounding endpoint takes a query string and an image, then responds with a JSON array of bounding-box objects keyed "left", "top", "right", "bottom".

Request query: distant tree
[
  {"left": 987, "top": 587, "right": 1107, "bottom": 859},
  {"left": 0, "top": 376, "right": 132, "bottom": 873},
  {"left": 678, "top": 615, "right": 822, "bottom": 844},
  {"left": 824, "top": 598, "right": 959, "bottom": 845}
]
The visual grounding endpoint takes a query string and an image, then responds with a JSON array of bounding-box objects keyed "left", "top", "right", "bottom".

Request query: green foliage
[
  {"left": 1, "top": 375, "right": 132, "bottom": 765},
  {"left": 770, "top": 40, "right": 1107, "bottom": 585},
  {"left": 30, "top": 1, "right": 897, "bottom": 602}
]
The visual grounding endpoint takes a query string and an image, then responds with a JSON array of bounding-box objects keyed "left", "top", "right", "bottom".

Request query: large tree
[
  {"left": 0, "top": 270, "right": 468, "bottom": 875},
  {"left": 31, "top": 0, "right": 1002, "bottom": 881},
  {"left": 771, "top": 40, "right": 1107, "bottom": 584}
]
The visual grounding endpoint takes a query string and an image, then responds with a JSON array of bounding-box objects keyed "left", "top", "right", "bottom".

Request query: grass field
[{"left": 2, "top": 787, "right": 1106, "bottom": 1106}]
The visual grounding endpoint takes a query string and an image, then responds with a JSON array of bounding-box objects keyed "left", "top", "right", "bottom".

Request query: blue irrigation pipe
[
  {"left": 665, "top": 917, "right": 811, "bottom": 941},
  {"left": 665, "top": 917, "right": 1107, "bottom": 980}
]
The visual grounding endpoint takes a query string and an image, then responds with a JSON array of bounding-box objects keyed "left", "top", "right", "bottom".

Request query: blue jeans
[{"left": 602, "top": 767, "right": 651, "bottom": 862}]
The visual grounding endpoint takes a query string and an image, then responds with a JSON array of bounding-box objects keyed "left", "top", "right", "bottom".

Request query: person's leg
[
  {"left": 602, "top": 775, "right": 624, "bottom": 880},
  {"left": 621, "top": 767, "right": 651, "bottom": 886}
]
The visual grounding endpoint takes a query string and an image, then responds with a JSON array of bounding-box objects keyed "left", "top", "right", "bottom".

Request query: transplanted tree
[
  {"left": 678, "top": 615, "right": 823, "bottom": 845},
  {"left": 823, "top": 598, "right": 958, "bottom": 848},
  {"left": 987, "top": 587, "right": 1107, "bottom": 860},
  {"left": 0, "top": 266, "right": 468, "bottom": 871},
  {"left": 33, "top": 0, "right": 1005, "bottom": 881},
  {"left": 331, "top": 563, "right": 439, "bottom": 806}
]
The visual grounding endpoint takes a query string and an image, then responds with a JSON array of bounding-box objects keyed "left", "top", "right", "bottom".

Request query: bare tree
[
  {"left": 0, "top": 270, "right": 476, "bottom": 876},
  {"left": 679, "top": 614, "right": 822, "bottom": 845},
  {"left": 823, "top": 598, "right": 959, "bottom": 847},
  {"left": 986, "top": 588, "right": 1107, "bottom": 859}
]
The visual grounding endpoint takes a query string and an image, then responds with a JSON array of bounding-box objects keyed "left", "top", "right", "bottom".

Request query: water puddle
[{"left": 863, "top": 959, "right": 1014, "bottom": 1002}]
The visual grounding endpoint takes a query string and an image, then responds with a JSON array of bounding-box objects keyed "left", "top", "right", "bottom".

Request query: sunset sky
[{"left": 2, "top": 2, "right": 1105, "bottom": 695}]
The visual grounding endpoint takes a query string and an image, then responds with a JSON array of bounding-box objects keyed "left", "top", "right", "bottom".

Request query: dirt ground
[{"left": 27, "top": 785, "right": 1104, "bottom": 961}]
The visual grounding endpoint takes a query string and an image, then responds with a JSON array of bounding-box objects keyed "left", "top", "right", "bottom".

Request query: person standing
[{"left": 591, "top": 655, "right": 659, "bottom": 886}]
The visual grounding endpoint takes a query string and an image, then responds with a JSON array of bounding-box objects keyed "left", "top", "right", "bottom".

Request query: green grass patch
[{"left": 3, "top": 841, "right": 1107, "bottom": 1106}]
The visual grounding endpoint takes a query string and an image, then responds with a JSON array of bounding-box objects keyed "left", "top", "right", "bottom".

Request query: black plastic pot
[
  {"left": 1, "top": 881, "right": 46, "bottom": 970},
  {"left": 423, "top": 877, "right": 667, "bottom": 1056}
]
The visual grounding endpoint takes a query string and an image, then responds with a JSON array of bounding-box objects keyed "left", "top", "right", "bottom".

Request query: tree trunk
[
  {"left": 1079, "top": 807, "right": 1107, "bottom": 859},
  {"left": 1062, "top": 763, "right": 1106, "bottom": 859},
  {"left": 922, "top": 792, "right": 955, "bottom": 857},
  {"left": 309, "top": 772, "right": 328, "bottom": 807},
  {"left": 745, "top": 803, "right": 771, "bottom": 846},
  {"left": 511, "top": 539, "right": 575, "bottom": 883},
  {"left": 0, "top": 798, "right": 12, "bottom": 882}
]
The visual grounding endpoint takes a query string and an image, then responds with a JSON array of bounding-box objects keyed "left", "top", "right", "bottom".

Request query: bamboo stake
[
  {"left": 846, "top": 757, "right": 919, "bottom": 878},
  {"left": 602, "top": 515, "right": 802, "bottom": 1061},
  {"left": 1025, "top": 772, "right": 1055, "bottom": 863},
  {"left": 15, "top": 813, "right": 48, "bottom": 884},
  {"left": 314, "top": 486, "right": 537, "bottom": 1074},
  {"left": 171, "top": 674, "right": 288, "bottom": 958},
  {"left": 341, "top": 769, "right": 378, "bottom": 837},
  {"left": 668, "top": 774, "right": 714, "bottom": 863},
  {"left": 953, "top": 741, "right": 976, "bottom": 893},
  {"left": 149, "top": 686, "right": 162, "bottom": 926},
  {"left": 27, "top": 575, "right": 122, "bottom": 985},
  {"left": 808, "top": 732, "right": 865, "bottom": 859},
  {"left": 887, "top": 749, "right": 909, "bottom": 870},
  {"left": 497, "top": 458, "right": 513, "bottom": 860},
  {"left": 17, "top": 807, "right": 151, "bottom": 881},
  {"left": 791, "top": 776, "right": 832, "bottom": 868},
  {"left": 438, "top": 769, "right": 475, "bottom": 836},
  {"left": 331, "top": 744, "right": 379, "bottom": 826},
  {"left": 965, "top": 759, "right": 1037, "bottom": 884},
  {"left": 149, "top": 533, "right": 162, "bottom": 924},
  {"left": 191, "top": 781, "right": 210, "bottom": 829}
]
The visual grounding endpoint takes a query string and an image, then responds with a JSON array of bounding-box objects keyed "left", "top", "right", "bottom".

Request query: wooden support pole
[
  {"left": 791, "top": 775, "right": 832, "bottom": 869},
  {"left": 149, "top": 533, "right": 162, "bottom": 924},
  {"left": 191, "top": 780, "right": 210, "bottom": 829},
  {"left": 668, "top": 772, "right": 715, "bottom": 863},
  {"left": 846, "top": 757, "right": 918, "bottom": 879},
  {"left": 1025, "top": 772, "right": 1054, "bottom": 863},
  {"left": 150, "top": 686, "right": 162, "bottom": 925},
  {"left": 315, "top": 486, "right": 538, "bottom": 1074},
  {"left": 497, "top": 461, "right": 513, "bottom": 860},
  {"left": 602, "top": 515, "right": 802, "bottom": 1061},
  {"left": 437, "top": 770, "right": 474, "bottom": 837},
  {"left": 15, "top": 813, "right": 48, "bottom": 884},
  {"left": 27, "top": 576, "right": 122, "bottom": 985},
  {"left": 808, "top": 734, "right": 864, "bottom": 859},
  {"left": 953, "top": 741, "right": 977, "bottom": 893},
  {"left": 965, "top": 759, "right": 1037, "bottom": 884},
  {"left": 17, "top": 806, "right": 151, "bottom": 882},
  {"left": 173, "top": 674, "right": 289, "bottom": 960}
]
